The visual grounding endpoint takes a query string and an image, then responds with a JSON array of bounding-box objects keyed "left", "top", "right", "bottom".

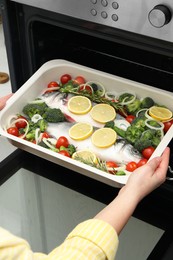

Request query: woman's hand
[
  {"left": 0, "top": 93, "right": 13, "bottom": 110},
  {"left": 95, "top": 147, "right": 170, "bottom": 234},
  {"left": 121, "top": 147, "right": 170, "bottom": 202}
]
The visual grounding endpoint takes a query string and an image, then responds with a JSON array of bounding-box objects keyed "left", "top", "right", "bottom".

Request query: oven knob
[{"left": 148, "top": 5, "right": 172, "bottom": 28}]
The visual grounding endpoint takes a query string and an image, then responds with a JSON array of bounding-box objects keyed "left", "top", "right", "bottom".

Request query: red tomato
[
  {"left": 106, "top": 161, "right": 118, "bottom": 168},
  {"left": 15, "top": 116, "right": 27, "bottom": 129},
  {"left": 163, "top": 119, "right": 173, "bottom": 133},
  {"left": 7, "top": 127, "right": 19, "bottom": 137},
  {"left": 42, "top": 132, "right": 50, "bottom": 139},
  {"left": 60, "top": 74, "right": 72, "bottom": 84},
  {"left": 142, "top": 146, "right": 155, "bottom": 159},
  {"left": 45, "top": 81, "right": 59, "bottom": 93},
  {"left": 126, "top": 115, "right": 135, "bottom": 123},
  {"left": 78, "top": 85, "right": 93, "bottom": 94},
  {"left": 58, "top": 150, "right": 71, "bottom": 157},
  {"left": 74, "top": 76, "right": 86, "bottom": 85},
  {"left": 137, "top": 158, "right": 148, "bottom": 168},
  {"left": 56, "top": 136, "right": 69, "bottom": 149},
  {"left": 126, "top": 161, "right": 138, "bottom": 172},
  {"left": 47, "top": 81, "right": 59, "bottom": 88}
]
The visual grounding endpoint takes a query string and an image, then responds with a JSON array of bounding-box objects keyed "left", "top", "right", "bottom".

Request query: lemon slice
[
  {"left": 72, "top": 150, "right": 98, "bottom": 164},
  {"left": 68, "top": 95, "right": 92, "bottom": 114},
  {"left": 91, "top": 128, "right": 117, "bottom": 148},
  {"left": 90, "top": 104, "right": 116, "bottom": 123},
  {"left": 149, "top": 106, "right": 173, "bottom": 121},
  {"left": 69, "top": 122, "right": 93, "bottom": 140}
]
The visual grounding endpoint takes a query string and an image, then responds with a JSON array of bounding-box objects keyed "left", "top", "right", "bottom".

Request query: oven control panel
[{"left": 11, "top": 0, "right": 173, "bottom": 42}]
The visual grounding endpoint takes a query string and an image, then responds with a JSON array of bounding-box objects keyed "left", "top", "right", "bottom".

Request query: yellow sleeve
[
  {"left": 48, "top": 219, "right": 119, "bottom": 260},
  {"left": 0, "top": 227, "right": 47, "bottom": 260},
  {"left": 0, "top": 219, "right": 119, "bottom": 260}
]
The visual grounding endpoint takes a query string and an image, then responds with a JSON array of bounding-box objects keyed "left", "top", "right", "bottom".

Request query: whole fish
[
  {"left": 41, "top": 92, "right": 130, "bottom": 129},
  {"left": 41, "top": 92, "right": 103, "bottom": 127},
  {"left": 47, "top": 121, "right": 142, "bottom": 164}
]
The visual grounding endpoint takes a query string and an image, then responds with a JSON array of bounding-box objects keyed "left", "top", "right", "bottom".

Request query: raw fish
[{"left": 47, "top": 121, "right": 142, "bottom": 164}]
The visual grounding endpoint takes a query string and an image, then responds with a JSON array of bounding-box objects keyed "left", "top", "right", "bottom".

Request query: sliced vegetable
[
  {"left": 78, "top": 84, "right": 93, "bottom": 95},
  {"left": 118, "top": 92, "right": 136, "bottom": 105}
]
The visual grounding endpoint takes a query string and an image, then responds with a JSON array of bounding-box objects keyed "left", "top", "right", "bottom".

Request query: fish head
[{"left": 114, "top": 139, "right": 142, "bottom": 164}]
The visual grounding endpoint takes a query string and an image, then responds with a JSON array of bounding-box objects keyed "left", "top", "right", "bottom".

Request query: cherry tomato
[
  {"left": 7, "top": 127, "right": 19, "bottom": 137},
  {"left": 15, "top": 116, "right": 27, "bottom": 129},
  {"left": 58, "top": 150, "right": 71, "bottom": 157},
  {"left": 137, "top": 158, "right": 148, "bottom": 168},
  {"left": 126, "top": 161, "right": 138, "bottom": 172},
  {"left": 78, "top": 85, "right": 93, "bottom": 94},
  {"left": 74, "top": 76, "right": 86, "bottom": 85},
  {"left": 47, "top": 81, "right": 59, "bottom": 88},
  {"left": 56, "top": 136, "right": 69, "bottom": 149},
  {"left": 45, "top": 81, "right": 59, "bottom": 93},
  {"left": 163, "top": 119, "right": 173, "bottom": 133},
  {"left": 42, "top": 132, "right": 50, "bottom": 139},
  {"left": 142, "top": 146, "right": 155, "bottom": 159},
  {"left": 106, "top": 161, "right": 118, "bottom": 168},
  {"left": 60, "top": 74, "right": 72, "bottom": 84},
  {"left": 126, "top": 115, "right": 135, "bottom": 124}
]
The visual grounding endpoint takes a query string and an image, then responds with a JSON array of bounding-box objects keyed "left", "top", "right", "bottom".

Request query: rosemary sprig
[{"left": 73, "top": 155, "right": 108, "bottom": 173}]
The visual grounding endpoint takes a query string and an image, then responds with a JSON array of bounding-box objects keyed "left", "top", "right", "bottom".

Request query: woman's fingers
[{"left": 0, "top": 93, "right": 13, "bottom": 110}]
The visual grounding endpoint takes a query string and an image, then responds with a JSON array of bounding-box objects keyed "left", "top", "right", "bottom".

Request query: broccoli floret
[
  {"left": 152, "top": 130, "right": 162, "bottom": 147},
  {"left": 59, "top": 144, "right": 76, "bottom": 156},
  {"left": 134, "top": 129, "right": 154, "bottom": 151},
  {"left": 134, "top": 129, "right": 162, "bottom": 152},
  {"left": 125, "top": 125, "right": 143, "bottom": 144},
  {"left": 131, "top": 116, "right": 146, "bottom": 130},
  {"left": 43, "top": 108, "right": 65, "bottom": 123},
  {"left": 23, "top": 102, "right": 48, "bottom": 119},
  {"left": 141, "top": 97, "right": 154, "bottom": 109},
  {"left": 37, "top": 119, "right": 48, "bottom": 132},
  {"left": 60, "top": 81, "right": 77, "bottom": 92},
  {"left": 104, "top": 121, "right": 115, "bottom": 129},
  {"left": 24, "top": 118, "right": 48, "bottom": 141},
  {"left": 126, "top": 99, "right": 141, "bottom": 115},
  {"left": 26, "top": 129, "right": 37, "bottom": 140},
  {"left": 67, "top": 144, "right": 76, "bottom": 156}
]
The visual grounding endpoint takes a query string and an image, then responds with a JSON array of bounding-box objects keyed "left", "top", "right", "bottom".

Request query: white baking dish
[{"left": 0, "top": 60, "right": 173, "bottom": 188}]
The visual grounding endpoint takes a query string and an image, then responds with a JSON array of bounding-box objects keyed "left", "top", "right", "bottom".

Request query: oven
[{"left": 1, "top": 0, "right": 173, "bottom": 259}]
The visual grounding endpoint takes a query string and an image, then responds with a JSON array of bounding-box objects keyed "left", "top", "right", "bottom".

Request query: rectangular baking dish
[{"left": 0, "top": 60, "right": 173, "bottom": 188}]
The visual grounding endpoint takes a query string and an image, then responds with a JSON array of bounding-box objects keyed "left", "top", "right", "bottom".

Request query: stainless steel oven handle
[{"left": 166, "top": 166, "right": 173, "bottom": 180}]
